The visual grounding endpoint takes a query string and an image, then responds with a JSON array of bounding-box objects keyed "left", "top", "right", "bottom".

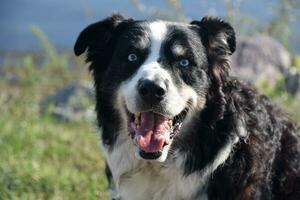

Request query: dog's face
[{"left": 74, "top": 14, "right": 235, "bottom": 162}]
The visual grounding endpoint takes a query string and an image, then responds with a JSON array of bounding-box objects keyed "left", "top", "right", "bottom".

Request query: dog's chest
[
  {"left": 117, "top": 165, "right": 176, "bottom": 200},
  {"left": 117, "top": 166, "right": 208, "bottom": 200},
  {"left": 105, "top": 136, "right": 207, "bottom": 200}
]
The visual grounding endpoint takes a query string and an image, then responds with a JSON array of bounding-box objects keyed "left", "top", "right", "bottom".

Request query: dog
[{"left": 74, "top": 14, "right": 300, "bottom": 200}]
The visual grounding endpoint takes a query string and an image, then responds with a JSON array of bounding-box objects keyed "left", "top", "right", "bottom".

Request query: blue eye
[
  {"left": 128, "top": 53, "right": 138, "bottom": 61},
  {"left": 179, "top": 59, "right": 189, "bottom": 67}
]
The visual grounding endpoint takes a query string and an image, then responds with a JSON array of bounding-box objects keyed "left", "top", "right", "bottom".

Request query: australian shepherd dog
[{"left": 74, "top": 14, "right": 300, "bottom": 200}]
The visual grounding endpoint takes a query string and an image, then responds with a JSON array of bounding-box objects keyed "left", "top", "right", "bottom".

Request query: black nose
[{"left": 138, "top": 79, "right": 167, "bottom": 103}]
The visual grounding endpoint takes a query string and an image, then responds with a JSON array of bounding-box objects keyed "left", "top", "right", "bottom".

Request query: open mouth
[{"left": 127, "top": 109, "right": 188, "bottom": 160}]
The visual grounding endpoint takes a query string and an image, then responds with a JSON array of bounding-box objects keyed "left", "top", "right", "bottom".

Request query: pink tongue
[{"left": 135, "top": 112, "right": 171, "bottom": 153}]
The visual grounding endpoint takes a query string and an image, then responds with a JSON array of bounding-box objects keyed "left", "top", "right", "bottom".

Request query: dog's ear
[
  {"left": 191, "top": 17, "right": 236, "bottom": 121},
  {"left": 74, "top": 14, "right": 131, "bottom": 72},
  {"left": 74, "top": 14, "right": 126, "bottom": 56},
  {"left": 191, "top": 16, "right": 236, "bottom": 55},
  {"left": 191, "top": 17, "right": 236, "bottom": 80}
]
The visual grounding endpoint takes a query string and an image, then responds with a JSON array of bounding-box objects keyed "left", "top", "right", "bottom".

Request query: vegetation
[
  {"left": 258, "top": 78, "right": 300, "bottom": 121},
  {"left": 0, "top": 28, "right": 109, "bottom": 199}
]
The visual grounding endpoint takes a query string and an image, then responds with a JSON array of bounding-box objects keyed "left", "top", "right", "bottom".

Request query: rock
[
  {"left": 231, "top": 35, "right": 291, "bottom": 86},
  {"left": 285, "top": 68, "right": 300, "bottom": 99},
  {"left": 41, "top": 81, "right": 95, "bottom": 122}
]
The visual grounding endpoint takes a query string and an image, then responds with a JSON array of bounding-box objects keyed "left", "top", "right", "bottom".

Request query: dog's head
[{"left": 74, "top": 14, "right": 235, "bottom": 162}]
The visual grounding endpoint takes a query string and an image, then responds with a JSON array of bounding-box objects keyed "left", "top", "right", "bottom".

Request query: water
[{"left": 1, "top": 0, "right": 299, "bottom": 52}]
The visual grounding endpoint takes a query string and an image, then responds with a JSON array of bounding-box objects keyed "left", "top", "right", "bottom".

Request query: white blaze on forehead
[
  {"left": 146, "top": 21, "right": 167, "bottom": 63},
  {"left": 148, "top": 21, "right": 167, "bottom": 44}
]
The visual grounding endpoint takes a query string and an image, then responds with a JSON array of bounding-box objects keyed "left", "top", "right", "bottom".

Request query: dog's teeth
[
  {"left": 134, "top": 117, "right": 139, "bottom": 124},
  {"left": 168, "top": 120, "right": 173, "bottom": 128},
  {"left": 134, "top": 113, "right": 141, "bottom": 125},
  {"left": 134, "top": 135, "right": 139, "bottom": 145}
]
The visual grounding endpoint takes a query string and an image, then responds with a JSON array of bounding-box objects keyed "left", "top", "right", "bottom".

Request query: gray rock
[
  {"left": 231, "top": 35, "right": 291, "bottom": 86},
  {"left": 285, "top": 68, "right": 300, "bottom": 99},
  {"left": 41, "top": 81, "right": 96, "bottom": 122}
]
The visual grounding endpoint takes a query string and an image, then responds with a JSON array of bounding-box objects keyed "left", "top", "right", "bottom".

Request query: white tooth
[
  {"left": 168, "top": 120, "right": 173, "bottom": 127},
  {"left": 135, "top": 113, "right": 141, "bottom": 125},
  {"left": 156, "top": 134, "right": 165, "bottom": 140},
  {"left": 165, "top": 136, "right": 170, "bottom": 144},
  {"left": 134, "top": 117, "right": 139, "bottom": 125},
  {"left": 134, "top": 135, "right": 140, "bottom": 145}
]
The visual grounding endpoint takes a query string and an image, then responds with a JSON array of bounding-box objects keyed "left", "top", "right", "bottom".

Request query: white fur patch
[
  {"left": 149, "top": 21, "right": 167, "bottom": 44},
  {"left": 238, "top": 119, "right": 247, "bottom": 137},
  {"left": 211, "top": 137, "right": 238, "bottom": 171}
]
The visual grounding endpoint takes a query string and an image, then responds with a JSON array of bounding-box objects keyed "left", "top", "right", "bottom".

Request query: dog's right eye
[
  {"left": 179, "top": 59, "right": 189, "bottom": 67},
  {"left": 128, "top": 53, "right": 138, "bottom": 62}
]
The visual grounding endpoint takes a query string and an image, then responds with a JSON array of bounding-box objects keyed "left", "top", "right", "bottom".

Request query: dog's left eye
[
  {"left": 179, "top": 59, "right": 189, "bottom": 67},
  {"left": 128, "top": 53, "right": 138, "bottom": 62}
]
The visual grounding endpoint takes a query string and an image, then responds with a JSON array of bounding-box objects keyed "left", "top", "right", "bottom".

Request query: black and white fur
[{"left": 74, "top": 14, "right": 300, "bottom": 200}]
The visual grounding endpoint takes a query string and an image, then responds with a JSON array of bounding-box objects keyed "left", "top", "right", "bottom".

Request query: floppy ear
[
  {"left": 191, "top": 17, "right": 236, "bottom": 80},
  {"left": 74, "top": 14, "right": 130, "bottom": 72},
  {"left": 191, "top": 17, "right": 236, "bottom": 122}
]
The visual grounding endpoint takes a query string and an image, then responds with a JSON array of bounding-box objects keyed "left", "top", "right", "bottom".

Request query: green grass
[
  {"left": 0, "top": 53, "right": 110, "bottom": 199},
  {"left": 258, "top": 78, "right": 300, "bottom": 121}
]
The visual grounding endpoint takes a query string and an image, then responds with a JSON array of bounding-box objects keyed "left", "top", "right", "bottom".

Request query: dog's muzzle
[
  {"left": 138, "top": 78, "right": 167, "bottom": 105},
  {"left": 122, "top": 72, "right": 190, "bottom": 161}
]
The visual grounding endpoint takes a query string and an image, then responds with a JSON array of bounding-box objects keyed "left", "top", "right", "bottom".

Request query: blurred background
[{"left": 1, "top": 0, "right": 300, "bottom": 199}]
